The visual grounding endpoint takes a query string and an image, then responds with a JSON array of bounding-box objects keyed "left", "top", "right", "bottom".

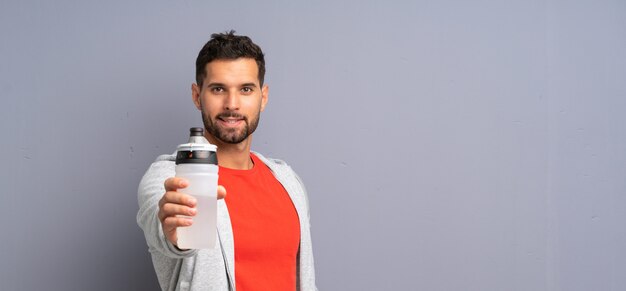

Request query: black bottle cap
[
  {"left": 175, "top": 150, "right": 217, "bottom": 165},
  {"left": 175, "top": 127, "right": 217, "bottom": 165},
  {"left": 190, "top": 127, "right": 204, "bottom": 136}
]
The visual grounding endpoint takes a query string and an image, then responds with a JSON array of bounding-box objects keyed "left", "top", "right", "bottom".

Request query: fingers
[
  {"left": 162, "top": 216, "right": 192, "bottom": 245},
  {"left": 161, "top": 202, "right": 196, "bottom": 217},
  {"left": 164, "top": 177, "right": 188, "bottom": 191},
  {"left": 165, "top": 177, "right": 225, "bottom": 200},
  {"left": 159, "top": 201, "right": 195, "bottom": 246},
  {"left": 163, "top": 216, "right": 193, "bottom": 229},
  {"left": 158, "top": 191, "right": 197, "bottom": 223},
  {"left": 159, "top": 191, "right": 197, "bottom": 208},
  {"left": 158, "top": 182, "right": 226, "bottom": 247},
  {"left": 217, "top": 185, "right": 227, "bottom": 200}
]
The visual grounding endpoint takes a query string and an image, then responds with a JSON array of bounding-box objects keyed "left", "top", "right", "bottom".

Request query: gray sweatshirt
[{"left": 137, "top": 152, "right": 317, "bottom": 291}]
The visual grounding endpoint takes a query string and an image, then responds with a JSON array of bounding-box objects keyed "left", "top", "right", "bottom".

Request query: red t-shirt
[{"left": 220, "top": 153, "right": 300, "bottom": 291}]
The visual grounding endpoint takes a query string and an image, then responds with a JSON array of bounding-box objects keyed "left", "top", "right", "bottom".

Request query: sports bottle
[{"left": 175, "top": 127, "right": 219, "bottom": 249}]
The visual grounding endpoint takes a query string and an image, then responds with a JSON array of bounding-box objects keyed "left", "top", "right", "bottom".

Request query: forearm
[{"left": 137, "top": 160, "right": 197, "bottom": 258}]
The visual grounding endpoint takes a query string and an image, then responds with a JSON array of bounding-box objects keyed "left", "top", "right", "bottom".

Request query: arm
[
  {"left": 136, "top": 159, "right": 198, "bottom": 258},
  {"left": 291, "top": 168, "right": 318, "bottom": 291}
]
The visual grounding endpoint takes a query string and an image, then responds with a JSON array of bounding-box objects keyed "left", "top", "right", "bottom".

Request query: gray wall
[{"left": 1, "top": 0, "right": 624, "bottom": 290}]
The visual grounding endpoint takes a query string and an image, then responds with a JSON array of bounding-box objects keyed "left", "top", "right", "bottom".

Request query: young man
[{"left": 137, "top": 31, "right": 317, "bottom": 291}]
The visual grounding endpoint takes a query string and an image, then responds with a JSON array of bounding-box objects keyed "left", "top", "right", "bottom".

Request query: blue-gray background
[{"left": 1, "top": 0, "right": 625, "bottom": 290}]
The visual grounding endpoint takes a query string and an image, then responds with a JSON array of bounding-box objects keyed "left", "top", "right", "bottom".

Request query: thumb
[{"left": 217, "top": 185, "right": 227, "bottom": 200}]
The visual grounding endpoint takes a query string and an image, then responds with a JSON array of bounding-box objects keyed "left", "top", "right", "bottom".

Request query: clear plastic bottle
[{"left": 174, "top": 127, "right": 219, "bottom": 249}]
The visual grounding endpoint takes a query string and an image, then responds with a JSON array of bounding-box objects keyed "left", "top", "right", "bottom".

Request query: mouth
[{"left": 217, "top": 116, "right": 245, "bottom": 127}]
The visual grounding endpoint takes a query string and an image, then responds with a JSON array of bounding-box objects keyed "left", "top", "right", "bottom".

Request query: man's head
[
  {"left": 195, "top": 30, "right": 265, "bottom": 88},
  {"left": 192, "top": 31, "right": 268, "bottom": 146}
]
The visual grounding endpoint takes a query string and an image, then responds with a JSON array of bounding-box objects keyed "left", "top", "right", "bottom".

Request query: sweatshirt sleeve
[{"left": 136, "top": 155, "right": 198, "bottom": 259}]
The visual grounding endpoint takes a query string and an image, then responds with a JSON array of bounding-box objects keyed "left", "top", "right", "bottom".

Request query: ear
[
  {"left": 191, "top": 83, "right": 202, "bottom": 110},
  {"left": 260, "top": 84, "right": 269, "bottom": 112}
]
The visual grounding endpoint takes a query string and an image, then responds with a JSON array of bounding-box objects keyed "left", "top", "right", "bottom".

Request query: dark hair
[{"left": 195, "top": 30, "right": 265, "bottom": 87}]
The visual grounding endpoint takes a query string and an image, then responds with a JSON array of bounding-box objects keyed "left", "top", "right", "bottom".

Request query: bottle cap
[
  {"left": 190, "top": 127, "right": 204, "bottom": 136},
  {"left": 175, "top": 127, "right": 218, "bottom": 165}
]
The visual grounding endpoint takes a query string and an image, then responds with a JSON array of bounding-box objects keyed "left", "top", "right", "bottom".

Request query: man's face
[{"left": 192, "top": 58, "right": 268, "bottom": 145}]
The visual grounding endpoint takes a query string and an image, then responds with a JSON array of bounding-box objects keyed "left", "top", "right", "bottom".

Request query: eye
[
  {"left": 211, "top": 87, "right": 225, "bottom": 93},
  {"left": 241, "top": 87, "right": 254, "bottom": 94}
]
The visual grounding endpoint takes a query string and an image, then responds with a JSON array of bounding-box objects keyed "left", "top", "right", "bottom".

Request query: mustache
[{"left": 216, "top": 111, "right": 246, "bottom": 121}]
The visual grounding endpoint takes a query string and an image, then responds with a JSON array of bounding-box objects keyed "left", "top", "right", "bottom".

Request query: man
[{"left": 137, "top": 31, "right": 317, "bottom": 291}]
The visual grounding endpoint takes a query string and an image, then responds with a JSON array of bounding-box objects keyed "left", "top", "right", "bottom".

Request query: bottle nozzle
[
  {"left": 190, "top": 127, "right": 204, "bottom": 136},
  {"left": 176, "top": 127, "right": 217, "bottom": 165},
  {"left": 187, "top": 127, "right": 209, "bottom": 145}
]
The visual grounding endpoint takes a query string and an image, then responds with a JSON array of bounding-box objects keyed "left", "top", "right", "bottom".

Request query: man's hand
[{"left": 157, "top": 177, "right": 227, "bottom": 247}]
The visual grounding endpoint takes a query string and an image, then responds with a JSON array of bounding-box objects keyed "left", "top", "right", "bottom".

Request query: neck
[{"left": 205, "top": 134, "right": 254, "bottom": 170}]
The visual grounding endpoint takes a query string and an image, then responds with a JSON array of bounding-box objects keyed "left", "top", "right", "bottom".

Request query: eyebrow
[
  {"left": 241, "top": 83, "right": 258, "bottom": 88},
  {"left": 206, "top": 82, "right": 226, "bottom": 88},
  {"left": 206, "top": 82, "right": 258, "bottom": 88}
]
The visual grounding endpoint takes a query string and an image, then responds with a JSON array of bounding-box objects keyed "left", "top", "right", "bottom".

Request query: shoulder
[
  {"left": 139, "top": 153, "right": 176, "bottom": 187},
  {"left": 252, "top": 152, "right": 312, "bottom": 214},
  {"left": 253, "top": 151, "right": 291, "bottom": 170},
  {"left": 253, "top": 151, "right": 303, "bottom": 182},
  {"left": 147, "top": 153, "right": 176, "bottom": 174},
  {"left": 155, "top": 153, "right": 176, "bottom": 163},
  {"left": 252, "top": 151, "right": 306, "bottom": 188},
  {"left": 149, "top": 153, "right": 176, "bottom": 169}
]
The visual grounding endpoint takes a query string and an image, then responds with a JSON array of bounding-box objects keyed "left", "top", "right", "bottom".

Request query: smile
[{"left": 218, "top": 118, "right": 244, "bottom": 127}]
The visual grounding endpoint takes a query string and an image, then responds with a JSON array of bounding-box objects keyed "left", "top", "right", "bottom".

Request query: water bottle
[{"left": 175, "top": 127, "right": 219, "bottom": 249}]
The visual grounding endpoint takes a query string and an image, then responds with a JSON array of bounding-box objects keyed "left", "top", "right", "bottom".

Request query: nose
[{"left": 224, "top": 91, "right": 240, "bottom": 111}]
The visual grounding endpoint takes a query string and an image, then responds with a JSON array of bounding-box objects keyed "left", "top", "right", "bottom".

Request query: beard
[{"left": 201, "top": 109, "right": 261, "bottom": 144}]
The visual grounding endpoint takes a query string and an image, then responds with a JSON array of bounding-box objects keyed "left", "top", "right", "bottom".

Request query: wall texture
[{"left": 1, "top": 0, "right": 624, "bottom": 290}]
